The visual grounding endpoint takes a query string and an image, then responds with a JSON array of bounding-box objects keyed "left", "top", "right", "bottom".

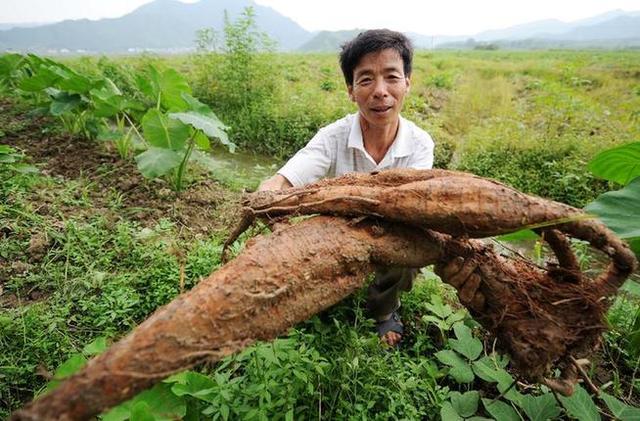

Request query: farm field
[{"left": 1, "top": 46, "right": 640, "bottom": 420}]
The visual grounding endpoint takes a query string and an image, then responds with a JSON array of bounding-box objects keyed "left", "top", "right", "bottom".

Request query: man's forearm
[{"left": 258, "top": 174, "right": 293, "bottom": 191}]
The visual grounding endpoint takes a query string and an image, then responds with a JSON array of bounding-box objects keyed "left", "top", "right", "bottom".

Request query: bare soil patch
[{"left": 1, "top": 97, "right": 242, "bottom": 239}]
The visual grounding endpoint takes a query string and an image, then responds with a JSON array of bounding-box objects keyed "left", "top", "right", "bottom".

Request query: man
[{"left": 260, "top": 29, "right": 480, "bottom": 346}]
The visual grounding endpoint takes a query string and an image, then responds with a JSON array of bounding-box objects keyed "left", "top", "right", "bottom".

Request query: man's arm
[{"left": 258, "top": 174, "right": 293, "bottom": 192}]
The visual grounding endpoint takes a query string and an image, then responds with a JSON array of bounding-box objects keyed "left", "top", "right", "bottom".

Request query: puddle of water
[{"left": 201, "top": 146, "right": 282, "bottom": 191}]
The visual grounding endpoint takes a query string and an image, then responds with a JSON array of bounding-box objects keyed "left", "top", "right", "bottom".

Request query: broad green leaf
[
  {"left": 585, "top": 177, "right": 640, "bottom": 238},
  {"left": 482, "top": 398, "right": 521, "bottom": 421},
  {"left": 435, "top": 350, "right": 475, "bottom": 383},
  {"left": 82, "top": 336, "right": 108, "bottom": 356},
  {"left": 472, "top": 356, "right": 522, "bottom": 404},
  {"left": 43, "top": 353, "right": 87, "bottom": 393},
  {"left": 18, "top": 65, "right": 60, "bottom": 91},
  {"left": 168, "top": 111, "right": 233, "bottom": 152},
  {"left": 181, "top": 92, "right": 213, "bottom": 114},
  {"left": 148, "top": 67, "right": 191, "bottom": 111},
  {"left": 426, "top": 294, "right": 453, "bottom": 319},
  {"left": 441, "top": 401, "right": 464, "bottom": 421},
  {"left": 450, "top": 391, "right": 480, "bottom": 418},
  {"left": 142, "top": 109, "right": 190, "bottom": 150},
  {"left": 588, "top": 142, "right": 640, "bottom": 185},
  {"left": 558, "top": 385, "right": 601, "bottom": 421},
  {"left": 0, "top": 53, "right": 24, "bottom": 83},
  {"left": 495, "top": 229, "right": 539, "bottom": 242},
  {"left": 449, "top": 322, "right": 483, "bottom": 360},
  {"left": 193, "top": 131, "right": 211, "bottom": 150},
  {"left": 102, "top": 383, "right": 186, "bottom": 421},
  {"left": 49, "top": 92, "right": 83, "bottom": 116},
  {"left": 130, "top": 402, "right": 155, "bottom": 421},
  {"left": 90, "top": 87, "right": 124, "bottom": 117},
  {"left": 50, "top": 64, "right": 95, "bottom": 93},
  {"left": 600, "top": 392, "right": 640, "bottom": 420},
  {"left": 135, "top": 147, "right": 183, "bottom": 178},
  {"left": 169, "top": 371, "right": 217, "bottom": 402},
  {"left": 521, "top": 394, "right": 561, "bottom": 421},
  {"left": 135, "top": 72, "right": 155, "bottom": 99}
]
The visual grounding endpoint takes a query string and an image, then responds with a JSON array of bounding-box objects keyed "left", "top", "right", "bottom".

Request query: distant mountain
[
  {"left": 1, "top": 4, "right": 639, "bottom": 53},
  {"left": 298, "top": 30, "right": 361, "bottom": 52},
  {"left": 439, "top": 12, "right": 640, "bottom": 49},
  {"left": 0, "top": 22, "right": 50, "bottom": 31},
  {"left": 473, "top": 9, "right": 640, "bottom": 42},
  {"left": 0, "top": 0, "right": 312, "bottom": 53}
]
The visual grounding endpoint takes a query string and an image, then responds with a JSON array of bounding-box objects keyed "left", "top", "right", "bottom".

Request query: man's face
[{"left": 347, "top": 48, "right": 410, "bottom": 129}]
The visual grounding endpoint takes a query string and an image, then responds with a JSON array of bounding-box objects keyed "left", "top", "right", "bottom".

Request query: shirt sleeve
[
  {"left": 407, "top": 133, "right": 435, "bottom": 170},
  {"left": 277, "top": 129, "right": 333, "bottom": 187}
]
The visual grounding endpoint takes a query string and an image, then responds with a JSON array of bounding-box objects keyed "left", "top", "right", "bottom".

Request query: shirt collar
[{"left": 347, "top": 113, "right": 411, "bottom": 159}]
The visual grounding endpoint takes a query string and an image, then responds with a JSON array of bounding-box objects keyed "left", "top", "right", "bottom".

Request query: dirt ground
[{"left": 0, "top": 98, "right": 242, "bottom": 238}]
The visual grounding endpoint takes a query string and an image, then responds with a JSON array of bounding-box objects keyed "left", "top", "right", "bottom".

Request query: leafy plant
[
  {"left": 0, "top": 144, "right": 38, "bottom": 176},
  {"left": 585, "top": 141, "right": 640, "bottom": 257},
  {"left": 422, "top": 294, "right": 467, "bottom": 342}
]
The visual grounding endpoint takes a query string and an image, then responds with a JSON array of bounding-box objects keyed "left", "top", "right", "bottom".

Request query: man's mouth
[{"left": 370, "top": 105, "right": 393, "bottom": 113}]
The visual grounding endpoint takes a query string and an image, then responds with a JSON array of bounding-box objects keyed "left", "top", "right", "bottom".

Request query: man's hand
[
  {"left": 258, "top": 174, "right": 293, "bottom": 192},
  {"left": 434, "top": 256, "right": 485, "bottom": 312}
]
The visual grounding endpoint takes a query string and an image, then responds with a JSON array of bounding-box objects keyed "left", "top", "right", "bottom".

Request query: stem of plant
[
  {"left": 174, "top": 133, "right": 197, "bottom": 191},
  {"left": 123, "top": 113, "right": 145, "bottom": 147}
]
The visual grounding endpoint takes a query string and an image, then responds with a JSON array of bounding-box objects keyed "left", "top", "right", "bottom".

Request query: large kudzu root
[
  {"left": 12, "top": 217, "right": 445, "bottom": 421},
  {"left": 14, "top": 170, "right": 637, "bottom": 420},
  {"left": 229, "top": 168, "right": 637, "bottom": 391},
  {"left": 231, "top": 169, "right": 636, "bottom": 294},
  {"left": 429, "top": 231, "right": 610, "bottom": 394}
]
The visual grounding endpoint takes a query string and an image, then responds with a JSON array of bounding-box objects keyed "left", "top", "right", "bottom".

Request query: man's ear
[
  {"left": 347, "top": 84, "right": 355, "bottom": 102},
  {"left": 405, "top": 76, "right": 411, "bottom": 93}
]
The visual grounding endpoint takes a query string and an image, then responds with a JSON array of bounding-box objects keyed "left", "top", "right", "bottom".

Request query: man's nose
[{"left": 372, "top": 78, "right": 389, "bottom": 98}]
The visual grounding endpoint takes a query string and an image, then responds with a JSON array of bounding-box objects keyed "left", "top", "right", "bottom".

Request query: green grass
[{"left": 2, "top": 49, "right": 640, "bottom": 419}]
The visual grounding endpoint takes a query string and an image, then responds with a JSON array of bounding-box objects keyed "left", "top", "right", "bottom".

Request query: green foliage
[
  {"left": 455, "top": 139, "right": 609, "bottom": 207},
  {"left": 3, "top": 49, "right": 640, "bottom": 420},
  {"left": 558, "top": 386, "right": 601, "bottom": 421},
  {"left": 585, "top": 177, "right": 640, "bottom": 239},
  {"left": 482, "top": 398, "right": 520, "bottom": 421},
  {"left": 0, "top": 144, "right": 38, "bottom": 176},
  {"left": 600, "top": 392, "right": 640, "bottom": 420},
  {"left": 427, "top": 72, "right": 454, "bottom": 89},
  {"left": 588, "top": 142, "right": 640, "bottom": 186},
  {"left": 520, "top": 393, "right": 561, "bottom": 421}
]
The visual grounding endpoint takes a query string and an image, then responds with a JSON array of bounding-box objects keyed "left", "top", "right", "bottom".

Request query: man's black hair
[{"left": 339, "top": 29, "right": 413, "bottom": 86}]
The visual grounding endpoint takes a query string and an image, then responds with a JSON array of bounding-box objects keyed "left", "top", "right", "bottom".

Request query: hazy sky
[{"left": 1, "top": 0, "right": 639, "bottom": 35}]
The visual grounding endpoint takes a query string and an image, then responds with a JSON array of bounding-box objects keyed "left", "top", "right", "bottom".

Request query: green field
[{"left": 1, "top": 47, "right": 640, "bottom": 420}]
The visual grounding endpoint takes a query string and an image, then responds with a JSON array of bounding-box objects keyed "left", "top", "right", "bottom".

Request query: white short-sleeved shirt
[{"left": 278, "top": 113, "right": 435, "bottom": 187}]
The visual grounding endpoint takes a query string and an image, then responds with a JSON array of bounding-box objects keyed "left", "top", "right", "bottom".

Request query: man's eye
[{"left": 358, "top": 78, "right": 372, "bottom": 85}]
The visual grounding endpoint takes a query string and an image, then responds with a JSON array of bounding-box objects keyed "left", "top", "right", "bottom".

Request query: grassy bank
[{"left": 1, "top": 48, "right": 640, "bottom": 419}]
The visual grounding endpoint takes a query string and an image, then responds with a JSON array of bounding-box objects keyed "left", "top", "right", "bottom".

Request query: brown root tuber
[{"left": 13, "top": 169, "right": 637, "bottom": 420}]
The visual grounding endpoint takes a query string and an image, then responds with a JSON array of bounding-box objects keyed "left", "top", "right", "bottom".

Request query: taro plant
[
  {"left": 0, "top": 53, "right": 26, "bottom": 93},
  {"left": 16, "top": 54, "right": 106, "bottom": 139},
  {"left": 133, "top": 66, "right": 234, "bottom": 191},
  {"left": 585, "top": 141, "right": 640, "bottom": 258}
]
